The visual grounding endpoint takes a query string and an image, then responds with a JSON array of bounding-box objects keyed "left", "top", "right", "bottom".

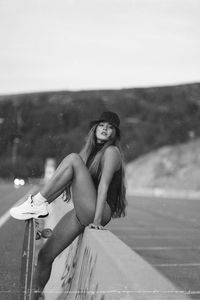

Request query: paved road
[
  {"left": 1, "top": 183, "right": 200, "bottom": 299},
  {"left": 0, "top": 183, "right": 36, "bottom": 300},
  {"left": 108, "top": 195, "right": 200, "bottom": 299}
]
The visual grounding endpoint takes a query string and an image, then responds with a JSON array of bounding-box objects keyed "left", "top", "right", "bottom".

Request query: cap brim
[{"left": 89, "top": 120, "right": 100, "bottom": 129}]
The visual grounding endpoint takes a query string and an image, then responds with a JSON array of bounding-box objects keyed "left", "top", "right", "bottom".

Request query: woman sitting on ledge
[{"left": 10, "top": 111, "right": 127, "bottom": 298}]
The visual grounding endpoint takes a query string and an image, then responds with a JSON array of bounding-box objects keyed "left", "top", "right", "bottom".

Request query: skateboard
[{"left": 20, "top": 219, "right": 53, "bottom": 300}]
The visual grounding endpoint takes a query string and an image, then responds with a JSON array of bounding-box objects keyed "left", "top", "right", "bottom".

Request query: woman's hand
[{"left": 88, "top": 223, "right": 106, "bottom": 230}]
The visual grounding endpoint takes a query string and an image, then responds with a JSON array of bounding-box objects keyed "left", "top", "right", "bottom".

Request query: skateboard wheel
[
  {"left": 41, "top": 228, "right": 52, "bottom": 238},
  {"left": 36, "top": 231, "right": 42, "bottom": 240}
]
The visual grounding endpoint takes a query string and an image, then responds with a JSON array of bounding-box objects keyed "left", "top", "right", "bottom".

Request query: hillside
[
  {"left": 0, "top": 82, "right": 200, "bottom": 179},
  {"left": 126, "top": 138, "right": 200, "bottom": 194}
]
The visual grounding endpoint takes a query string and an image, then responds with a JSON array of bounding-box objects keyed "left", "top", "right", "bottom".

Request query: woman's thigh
[
  {"left": 70, "top": 154, "right": 112, "bottom": 226},
  {"left": 39, "top": 209, "right": 83, "bottom": 264},
  {"left": 70, "top": 154, "right": 97, "bottom": 223}
]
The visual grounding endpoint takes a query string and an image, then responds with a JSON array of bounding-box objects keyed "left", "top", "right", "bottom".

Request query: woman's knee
[
  {"left": 66, "top": 153, "right": 83, "bottom": 166},
  {"left": 59, "top": 153, "right": 83, "bottom": 175}
]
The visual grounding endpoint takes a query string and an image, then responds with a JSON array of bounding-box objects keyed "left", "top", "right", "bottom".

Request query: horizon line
[{"left": 0, "top": 81, "right": 199, "bottom": 97}]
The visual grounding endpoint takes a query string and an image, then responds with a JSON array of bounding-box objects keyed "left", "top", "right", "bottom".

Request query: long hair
[{"left": 80, "top": 124, "right": 127, "bottom": 218}]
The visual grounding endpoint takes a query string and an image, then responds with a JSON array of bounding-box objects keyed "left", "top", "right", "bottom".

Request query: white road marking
[
  {"left": 133, "top": 246, "right": 200, "bottom": 250},
  {"left": 117, "top": 235, "right": 199, "bottom": 239},
  {"left": 0, "top": 211, "right": 11, "bottom": 228},
  {"left": 153, "top": 263, "right": 200, "bottom": 267},
  {"left": 41, "top": 290, "right": 200, "bottom": 295},
  {"left": 0, "top": 186, "right": 38, "bottom": 229},
  {"left": 110, "top": 226, "right": 200, "bottom": 233}
]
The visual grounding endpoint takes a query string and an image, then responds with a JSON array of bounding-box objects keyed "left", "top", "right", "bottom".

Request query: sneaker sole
[
  {"left": 10, "top": 210, "right": 49, "bottom": 220},
  {"left": 36, "top": 213, "right": 49, "bottom": 219}
]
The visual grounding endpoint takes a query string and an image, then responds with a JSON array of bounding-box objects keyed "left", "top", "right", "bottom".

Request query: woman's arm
[{"left": 91, "top": 146, "right": 121, "bottom": 228}]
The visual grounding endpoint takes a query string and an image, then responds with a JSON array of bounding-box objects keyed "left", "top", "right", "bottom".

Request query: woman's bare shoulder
[
  {"left": 103, "top": 146, "right": 121, "bottom": 168},
  {"left": 104, "top": 145, "right": 120, "bottom": 155}
]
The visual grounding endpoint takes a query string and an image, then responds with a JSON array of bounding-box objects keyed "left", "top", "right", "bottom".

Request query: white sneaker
[{"left": 10, "top": 195, "right": 49, "bottom": 220}]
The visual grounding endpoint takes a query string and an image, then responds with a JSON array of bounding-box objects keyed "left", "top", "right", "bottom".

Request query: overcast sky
[{"left": 0, "top": 0, "right": 199, "bottom": 94}]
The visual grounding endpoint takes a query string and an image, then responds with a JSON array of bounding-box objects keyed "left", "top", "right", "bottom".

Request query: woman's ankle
[{"left": 33, "top": 193, "right": 47, "bottom": 205}]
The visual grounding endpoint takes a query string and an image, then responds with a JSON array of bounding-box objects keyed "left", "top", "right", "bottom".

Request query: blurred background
[{"left": 0, "top": 0, "right": 200, "bottom": 191}]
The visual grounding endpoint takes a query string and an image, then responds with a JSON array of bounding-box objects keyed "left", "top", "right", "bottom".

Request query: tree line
[{"left": 0, "top": 83, "right": 200, "bottom": 179}]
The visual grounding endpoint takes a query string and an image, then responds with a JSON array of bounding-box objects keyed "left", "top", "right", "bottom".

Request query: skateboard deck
[
  {"left": 20, "top": 219, "right": 53, "bottom": 300},
  {"left": 20, "top": 218, "right": 36, "bottom": 300}
]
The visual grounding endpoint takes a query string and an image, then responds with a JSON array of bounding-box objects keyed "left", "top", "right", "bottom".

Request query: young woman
[{"left": 10, "top": 111, "right": 127, "bottom": 297}]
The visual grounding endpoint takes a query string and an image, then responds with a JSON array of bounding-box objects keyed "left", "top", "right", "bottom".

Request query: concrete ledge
[{"left": 43, "top": 200, "right": 190, "bottom": 300}]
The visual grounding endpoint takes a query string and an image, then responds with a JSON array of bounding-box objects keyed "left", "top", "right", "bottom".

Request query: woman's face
[{"left": 96, "top": 121, "right": 115, "bottom": 143}]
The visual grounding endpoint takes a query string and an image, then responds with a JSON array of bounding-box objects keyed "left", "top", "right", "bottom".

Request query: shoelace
[{"left": 30, "top": 196, "right": 34, "bottom": 207}]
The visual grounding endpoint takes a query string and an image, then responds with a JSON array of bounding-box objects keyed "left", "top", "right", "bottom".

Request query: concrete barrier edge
[{"left": 43, "top": 199, "right": 190, "bottom": 300}]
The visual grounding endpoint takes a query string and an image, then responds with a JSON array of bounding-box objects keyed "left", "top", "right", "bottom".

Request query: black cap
[{"left": 89, "top": 111, "right": 121, "bottom": 138}]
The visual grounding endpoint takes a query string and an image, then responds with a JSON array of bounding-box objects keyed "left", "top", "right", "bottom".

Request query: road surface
[
  {"left": 108, "top": 195, "right": 200, "bottom": 299},
  {"left": 0, "top": 183, "right": 37, "bottom": 300},
  {"left": 1, "top": 183, "right": 200, "bottom": 299}
]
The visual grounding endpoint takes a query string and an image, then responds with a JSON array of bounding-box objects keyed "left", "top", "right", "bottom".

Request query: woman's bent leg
[
  {"left": 40, "top": 154, "right": 75, "bottom": 203},
  {"left": 34, "top": 207, "right": 111, "bottom": 298},
  {"left": 41, "top": 153, "right": 98, "bottom": 221},
  {"left": 10, "top": 153, "right": 88, "bottom": 220},
  {"left": 11, "top": 153, "right": 111, "bottom": 222},
  {"left": 34, "top": 154, "right": 111, "bottom": 297},
  {"left": 34, "top": 209, "right": 84, "bottom": 298}
]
